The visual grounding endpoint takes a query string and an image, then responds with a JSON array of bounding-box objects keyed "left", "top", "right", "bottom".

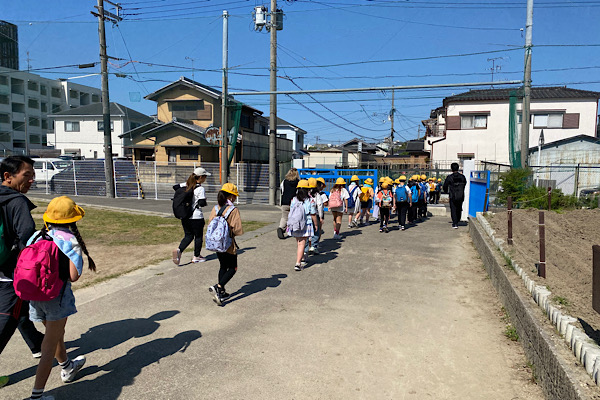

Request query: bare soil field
[{"left": 487, "top": 209, "right": 600, "bottom": 343}]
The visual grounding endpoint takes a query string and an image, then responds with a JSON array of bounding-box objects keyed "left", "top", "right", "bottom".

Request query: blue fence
[
  {"left": 298, "top": 168, "right": 379, "bottom": 189},
  {"left": 468, "top": 170, "right": 490, "bottom": 217}
]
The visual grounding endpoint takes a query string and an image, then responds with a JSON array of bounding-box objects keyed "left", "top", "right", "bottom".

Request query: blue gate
[
  {"left": 298, "top": 168, "right": 378, "bottom": 189},
  {"left": 468, "top": 170, "right": 491, "bottom": 217}
]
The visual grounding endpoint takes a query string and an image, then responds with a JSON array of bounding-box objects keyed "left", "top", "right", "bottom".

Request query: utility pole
[
  {"left": 390, "top": 89, "right": 395, "bottom": 156},
  {"left": 221, "top": 10, "right": 229, "bottom": 184},
  {"left": 92, "top": 0, "right": 121, "bottom": 198},
  {"left": 521, "top": 0, "right": 534, "bottom": 169},
  {"left": 268, "top": 0, "right": 278, "bottom": 206},
  {"left": 24, "top": 117, "right": 29, "bottom": 156}
]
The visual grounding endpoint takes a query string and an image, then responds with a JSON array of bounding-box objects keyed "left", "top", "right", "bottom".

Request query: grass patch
[
  {"left": 553, "top": 296, "right": 569, "bottom": 306},
  {"left": 501, "top": 307, "right": 519, "bottom": 341},
  {"left": 526, "top": 361, "right": 538, "bottom": 383}
]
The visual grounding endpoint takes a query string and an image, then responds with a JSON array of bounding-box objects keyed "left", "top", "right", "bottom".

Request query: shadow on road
[
  {"left": 226, "top": 274, "right": 287, "bottom": 305},
  {"left": 579, "top": 318, "right": 600, "bottom": 346},
  {"left": 49, "top": 330, "right": 202, "bottom": 400}
]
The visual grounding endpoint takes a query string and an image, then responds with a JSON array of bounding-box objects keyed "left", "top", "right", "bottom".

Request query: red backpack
[
  {"left": 328, "top": 190, "right": 342, "bottom": 208},
  {"left": 13, "top": 233, "right": 64, "bottom": 302}
]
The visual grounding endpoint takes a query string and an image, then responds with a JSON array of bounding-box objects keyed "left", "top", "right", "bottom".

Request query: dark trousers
[
  {"left": 408, "top": 203, "right": 418, "bottom": 223},
  {"left": 179, "top": 218, "right": 205, "bottom": 257},
  {"left": 418, "top": 199, "right": 427, "bottom": 218},
  {"left": 450, "top": 199, "right": 464, "bottom": 226},
  {"left": 217, "top": 252, "right": 238, "bottom": 290},
  {"left": 0, "top": 281, "right": 44, "bottom": 354},
  {"left": 397, "top": 202, "right": 409, "bottom": 226},
  {"left": 379, "top": 207, "right": 390, "bottom": 227}
]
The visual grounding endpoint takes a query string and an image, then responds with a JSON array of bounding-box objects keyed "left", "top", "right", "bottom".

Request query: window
[
  {"left": 29, "top": 135, "right": 41, "bottom": 144},
  {"left": 533, "top": 113, "right": 563, "bottom": 128},
  {"left": 28, "top": 99, "right": 39, "bottom": 109},
  {"left": 0, "top": 95, "right": 8, "bottom": 105},
  {"left": 51, "top": 103, "right": 61, "bottom": 113},
  {"left": 10, "top": 78, "right": 24, "bottom": 95},
  {"left": 12, "top": 103, "right": 25, "bottom": 113},
  {"left": 0, "top": 114, "right": 9, "bottom": 124},
  {"left": 27, "top": 81, "right": 38, "bottom": 92},
  {"left": 13, "top": 139, "right": 25, "bottom": 148},
  {"left": 29, "top": 117, "right": 40, "bottom": 127},
  {"left": 97, "top": 121, "right": 114, "bottom": 131},
  {"left": 460, "top": 115, "right": 487, "bottom": 129},
  {"left": 0, "top": 75, "right": 7, "bottom": 86},
  {"left": 42, "top": 135, "right": 47, "bottom": 146},
  {"left": 41, "top": 119, "right": 48, "bottom": 129},
  {"left": 240, "top": 114, "right": 252, "bottom": 129},
  {"left": 12, "top": 121, "right": 24, "bottom": 131},
  {"left": 40, "top": 85, "right": 47, "bottom": 96},
  {"left": 51, "top": 87, "right": 61, "bottom": 98},
  {"left": 0, "top": 132, "right": 10, "bottom": 142},
  {"left": 64, "top": 121, "right": 80, "bottom": 132},
  {"left": 170, "top": 100, "right": 204, "bottom": 120},
  {"left": 92, "top": 94, "right": 100, "bottom": 102},
  {"left": 41, "top": 102, "right": 47, "bottom": 112},
  {"left": 69, "top": 90, "right": 79, "bottom": 99},
  {"left": 179, "top": 148, "right": 198, "bottom": 160}
]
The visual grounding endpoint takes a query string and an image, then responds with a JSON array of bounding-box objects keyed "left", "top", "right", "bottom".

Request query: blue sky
[{"left": 4, "top": 0, "right": 600, "bottom": 145}]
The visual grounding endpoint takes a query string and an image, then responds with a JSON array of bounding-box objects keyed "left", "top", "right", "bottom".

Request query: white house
[
  {"left": 276, "top": 117, "right": 306, "bottom": 155},
  {"left": 423, "top": 87, "right": 600, "bottom": 165},
  {"left": 48, "top": 102, "right": 152, "bottom": 158},
  {"left": 0, "top": 66, "right": 102, "bottom": 155}
]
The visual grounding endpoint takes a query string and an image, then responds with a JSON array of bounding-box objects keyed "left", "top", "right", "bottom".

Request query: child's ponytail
[{"left": 71, "top": 223, "right": 96, "bottom": 272}]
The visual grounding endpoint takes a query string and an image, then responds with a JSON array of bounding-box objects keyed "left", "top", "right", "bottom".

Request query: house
[
  {"left": 374, "top": 140, "right": 430, "bottom": 168},
  {"left": 0, "top": 66, "right": 102, "bottom": 155},
  {"left": 423, "top": 87, "right": 600, "bottom": 165},
  {"left": 48, "top": 102, "right": 152, "bottom": 158},
  {"left": 276, "top": 117, "right": 307, "bottom": 156},
  {"left": 303, "top": 138, "right": 382, "bottom": 168},
  {"left": 122, "top": 77, "right": 293, "bottom": 164}
]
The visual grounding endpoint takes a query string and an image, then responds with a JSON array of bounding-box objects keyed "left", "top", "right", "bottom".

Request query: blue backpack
[
  {"left": 347, "top": 186, "right": 358, "bottom": 209},
  {"left": 205, "top": 205, "right": 235, "bottom": 252},
  {"left": 419, "top": 183, "right": 427, "bottom": 199},
  {"left": 410, "top": 184, "right": 419, "bottom": 203},
  {"left": 396, "top": 186, "right": 409, "bottom": 203}
]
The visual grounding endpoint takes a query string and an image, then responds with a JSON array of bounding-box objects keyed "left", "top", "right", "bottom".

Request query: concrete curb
[
  {"left": 470, "top": 214, "right": 597, "bottom": 400},
  {"left": 28, "top": 196, "right": 173, "bottom": 217}
]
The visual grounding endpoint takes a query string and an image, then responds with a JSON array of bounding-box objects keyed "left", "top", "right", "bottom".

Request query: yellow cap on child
[{"left": 43, "top": 196, "right": 85, "bottom": 224}]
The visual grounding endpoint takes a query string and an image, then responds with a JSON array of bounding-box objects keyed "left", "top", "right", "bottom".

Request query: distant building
[
  {"left": 0, "top": 21, "right": 18, "bottom": 70},
  {"left": 0, "top": 67, "right": 102, "bottom": 156},
  {"left": 49, "top": 102, "right": 152, "bottom": 158},
  {"left": 276, "top": 117, "right": 307, "bottom": 155}
]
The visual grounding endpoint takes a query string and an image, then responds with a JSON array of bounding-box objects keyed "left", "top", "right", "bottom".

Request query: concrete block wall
[{"left": 470, "top": 215, "right": 598, "bottom": 400}]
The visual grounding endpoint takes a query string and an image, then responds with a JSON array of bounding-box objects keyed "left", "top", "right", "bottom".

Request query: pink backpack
[
  {"left": 328, "top": 190, "right": 342, "bottom": 208},
  {"left": 13, "top": 234, "right": 63, "bottom": 302}
]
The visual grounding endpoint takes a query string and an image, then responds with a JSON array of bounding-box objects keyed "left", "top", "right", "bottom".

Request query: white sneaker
[
  {"left": 308, "top": 246, "right": 315, "bottom": 253},
  {"left": 61, "top": 355, "right": 86, "bottom": 383},
  {"left": 32, "top": 351, "right": 42, "bottom": 359},
  {"left": 172, "top": 249, "right": 181, "bottom": 265},
  {"left": 192, "top": 256, "right": 206, "bottom": 263},
  {"left": 312, "top": 247, "right": 320, "bottom": 255}
]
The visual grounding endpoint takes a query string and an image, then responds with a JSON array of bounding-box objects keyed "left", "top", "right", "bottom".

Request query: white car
[{"left": 33, "top": 158, "right": 72, "bottom": 183}]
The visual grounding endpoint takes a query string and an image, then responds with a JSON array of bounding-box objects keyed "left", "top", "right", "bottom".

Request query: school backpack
[
  {"left": 172, "top": 186, "right": 195, "bottom": 220},
  {"left": 286, "top": 199, "right": 307, "bottom": 233},
  {"left": 396, "top": 186, "right": 409, "bottom": 203},
  {"left": 13, "top": 232, "right": 64, "bottom": 302},
  {"left": 359, "top": 187, "right": 370, "bottom": 203},
  {"left": 410, "top": 184, "right": 419, "bottom": 203},
  {"left": 380, "top": 190, "right": 393, "bottom": 208},
  {"left": 205, "top": 205, "right": 236, "bottom": 253},
  {"left": 328, "top": 190, "right": 343, "bottom": 208},
  {"left": 347, "top": 186, "right": 358, "bottom": 209}
]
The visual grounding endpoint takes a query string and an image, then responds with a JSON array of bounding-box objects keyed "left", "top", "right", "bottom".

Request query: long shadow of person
[
  {"left": 8, "top": 310, "right": 180, "bottom": 385},
  {"left": 225, "top": 274, "right": 287, "bottom": 305},
  {"left": 579, "top": 318, "right": 600, "bottom": 345},
  {"left": 47, "top": 330, "right": 202, "bottom": 400}
]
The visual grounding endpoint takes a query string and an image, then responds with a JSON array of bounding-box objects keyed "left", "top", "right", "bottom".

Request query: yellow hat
[
  {"left": 307, "top": 178, "right": 318, "bottom": 188},
  {"left": 221, "top": 182, "right": 239, "bottom": 196},
  {"left": 350, "top": 175, "right": 360, "bottom": 182},
  {"left": 399, "top": 175, "right": 407, "bottom": 181},
  {"left": 365, "top": 178, "right": 373, "bottom": 185},
  {"left": 43, "top": 196, "right": 85, "bottom": 224},
  {"left": 438, "top": 178, "right": 442, "bottom": 182},
  {"left": 297, "top": 179, "right": 311, "bottom": 188},
  {"left": 394, "top": 178, "right": 401, "bottom": 184},
  {"left": 335, "top": 177, "right": 346, "bottom": 185},
  {"left": 379, "top": 176, "right": 385, "bottom": 183},
  {"left": 420, "top": 174, "right": 427, "bottom": 180},
  {"left": 381, "top": 182, "right": 389, "bottom": 189},
  {"left": 316, "top": 177, "right": 325, "bottom": 185},
  {"left": 385, "top": 177, "right": 394, "bottom": 185}
]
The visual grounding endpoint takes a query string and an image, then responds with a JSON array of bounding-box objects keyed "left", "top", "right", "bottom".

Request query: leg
[
  {"left": 33, "top": 318, "right": 68, "bottom": 392},
  {"left": 18, "top": 302, "right": 44, "bottom": 354},
  {"left": 279, "top": 205, "right": 290, "bottom": 230},
  {"left": 178, "top": 218, "right": 194, "bottom": 252},
  {"left": 0, "top": 282, "right": 21, "bottom": 353},
  {"left": 191, "top": 218, "right": 206, "bottom": 257},
  {"left": 296, "top": 238, "right": 307, "bottom": 265},
  {"left": 449, "top": 200, "right": 459, "bottom": 226},
  {"left": 217, "top": 252, "right": 238, "bottom": 289}
]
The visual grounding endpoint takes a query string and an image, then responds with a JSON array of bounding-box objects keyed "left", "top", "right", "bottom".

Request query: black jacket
[
  {"left": 0, "top": 185, "right": 36, "bottom": 278},
  {"left": 443, "top": 172, "right": 467, "bottom": 202},
  {"left": 281, "top": 179, "right": 299, "bottom": 206}
]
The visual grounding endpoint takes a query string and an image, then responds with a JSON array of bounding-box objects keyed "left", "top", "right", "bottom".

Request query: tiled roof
[
  {"left": 444, "top": 86, "right": 600, "bottom": 105},
  {"left": 49, "top": 102, "right": 151, "bottom": 122}
]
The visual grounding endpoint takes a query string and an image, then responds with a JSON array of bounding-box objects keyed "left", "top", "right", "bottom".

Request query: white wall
[
  {"left": 52, "top": 116, "right": 126, "bottom": 158},
  {"left": 304, "top": 151, "right": 359, "bottom": 168},
  {"left": 429, "top": 98, "right": 598, "bottom": 165}
]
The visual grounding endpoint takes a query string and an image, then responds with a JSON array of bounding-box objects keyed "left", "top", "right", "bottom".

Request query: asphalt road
[{"left": 1, "top": 208, "right": 542, "bottom": 399}]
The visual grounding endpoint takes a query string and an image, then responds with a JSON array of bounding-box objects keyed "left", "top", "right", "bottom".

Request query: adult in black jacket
[
  {"left": 0, "top": 156, "right": 45, "bottom": 386},
  {"left": 443, "top": 162, "right": 467, "bottom": 229},
  {"left": 278, "top": 168, "right": 299, "bottom": 239}
]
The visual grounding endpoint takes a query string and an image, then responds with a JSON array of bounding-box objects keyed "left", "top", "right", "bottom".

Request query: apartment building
[{"left": 0, "top": 66, "right": 101, "bottom": 155}]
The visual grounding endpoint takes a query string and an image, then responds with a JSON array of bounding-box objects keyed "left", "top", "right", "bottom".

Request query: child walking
[
  {"left": 377, "top": 182, "right": 395, "bottom": 233},
  {"left": 288, "top": 180, "right": 317, "bottom": 271},
  {"left": 172, "top": 167, "right": 211, "bottom": 265},
  {"left": 328, "top": 178, "right": 349, "bottom": 239},
  {"left": 28, "top": 196, "right": 96, "bottom": 400},
  {"left": 347, "top": 175, "right": 361, "bottom": 228},
  {"left": 208, "top": 183, "right": 243, "bottom": 306},
  {"left": 358, "top": 178, "right": 374, "bottom": 225},
  {"left": 307, "top": 178, "right": 323, "bottom": 255}
]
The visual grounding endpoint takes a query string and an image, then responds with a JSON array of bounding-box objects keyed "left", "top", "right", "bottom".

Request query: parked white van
[{"left": 33, "top": 158, "right": 72, "bottom": 182}]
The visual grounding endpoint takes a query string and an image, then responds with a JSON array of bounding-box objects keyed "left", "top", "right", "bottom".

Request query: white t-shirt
[{"left": 178, "top": 183, "right": 207, "bottom": 219}]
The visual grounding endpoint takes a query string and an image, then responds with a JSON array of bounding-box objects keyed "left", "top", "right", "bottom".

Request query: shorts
[
  {"left": 360, "top": 200, "right": 372, "bottom": 209},
  {"left": 29, "top": 282, "right": 77, "bottom": 322}
]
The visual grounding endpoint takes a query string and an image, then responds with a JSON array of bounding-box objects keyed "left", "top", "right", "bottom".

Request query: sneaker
[
  {"left": 277, "top": 227, "right": 285, "bottom": 239},
  {"left": 311, "top": 247, "right": 320, "bottom": 255},
  {"left": 32, "top": 351, "right": 42, "bottom": 359},
  {"left": 300, "top": 261, "right": 308, "bottom": 268},
  {"left": 61, "top": 355, "right": 86, "bottom": 383},
  {"left": 308, "top": 246, "right": 315, "bottom": 254},
  {"left": 453, "top": 225, "right": 459, "bottom": 229},
  {"left": 379, "top": 228, "right": 383, "bottom": 232},
  {"left": 0, "top": 375, "right": 8, "bottom": 388},
  {"left": 348, "top": 224, "right": 352, "bottom": 228},
  {"left": 401, "top": 225, "right": 405, "bottom": 231},
  {"left": 333, "top": 233, "right": 341, "bottom": 240},
  {"left": 384, "top": 226, "right": 389, "bottom": 233},
  {"left": 192, "top": 256, "right": 206, "bottom": 263},
  {"left": 208, "top": 285, "right": 222, "bottom": 306},
  {"left": 219, "top": 290, "right": 231, "bottom": 300},
  {"left": 294, "top": 264, "right": 302, "bottom": 271},
  {"left": 172, "top": 249, "right": 181, "bottom": 266}
]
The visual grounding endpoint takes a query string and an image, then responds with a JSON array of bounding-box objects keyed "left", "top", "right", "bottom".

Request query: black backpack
[{"left": 172, "top": 186, "right": 195, "bottom": 219}]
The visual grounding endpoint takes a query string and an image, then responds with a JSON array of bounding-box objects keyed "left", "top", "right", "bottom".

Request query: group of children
[{"left": 286, "top": 174, "right": 444, "bottom": 270}]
